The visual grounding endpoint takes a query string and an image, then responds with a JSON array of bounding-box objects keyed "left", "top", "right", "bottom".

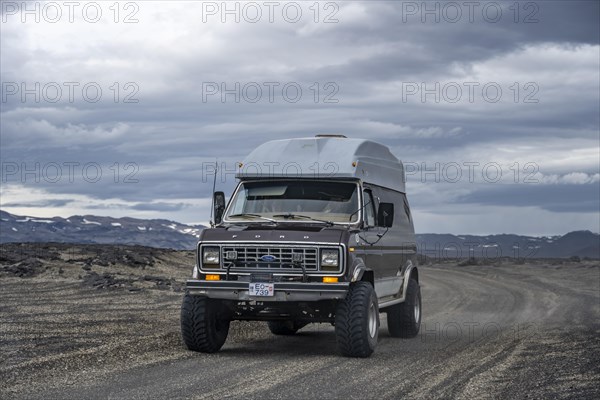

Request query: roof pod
[{"left": 236, "top": 136, "right": 406, "bottom": 193}]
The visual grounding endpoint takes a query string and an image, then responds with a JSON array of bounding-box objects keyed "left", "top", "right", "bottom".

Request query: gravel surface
[{"left": 1, "top": 243, "right": 599, "bottom": 399}]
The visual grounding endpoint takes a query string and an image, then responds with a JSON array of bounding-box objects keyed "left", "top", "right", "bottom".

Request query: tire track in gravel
[{"left": 5, "top": 261, "right": 599, "bottom": 399}]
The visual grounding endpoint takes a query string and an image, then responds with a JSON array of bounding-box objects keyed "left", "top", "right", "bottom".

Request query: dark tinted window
[
  {"left": 226, "top": 180, "right": 359, "bottom": 223},
  {"left": 363, "top": 190, "right": 376, "bottom": 227},
  {"left": 372, "top": 186, "right": 411, "bottom": 229}
]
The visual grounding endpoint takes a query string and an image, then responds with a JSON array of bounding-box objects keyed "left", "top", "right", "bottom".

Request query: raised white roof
[{"left": 236, "top": 136, "right": 406, "bottom": 193}]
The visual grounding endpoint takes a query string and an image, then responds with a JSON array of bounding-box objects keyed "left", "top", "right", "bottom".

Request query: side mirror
[
  {"left": 213, "top": 191, "right": 226, "bottom": 225},
  {"left": 377, "top": 203, "right": 394, "bottom": 228}
]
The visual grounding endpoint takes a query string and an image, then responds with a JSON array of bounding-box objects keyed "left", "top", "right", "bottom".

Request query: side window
[
  {"left": 231, "top": 189, "right": 246, "bottom": 214},
  {"left": 363, "top": 190, "right": 376, "bottom": 227}
]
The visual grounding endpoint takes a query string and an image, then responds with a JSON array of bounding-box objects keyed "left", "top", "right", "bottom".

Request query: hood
[{"left": 200, "top": 226, "right": 346, "bottom": 245}]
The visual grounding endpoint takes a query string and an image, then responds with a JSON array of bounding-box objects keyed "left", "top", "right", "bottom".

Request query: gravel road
[{"left": 1, "top": 244, "right": 598, "bottom": 399}]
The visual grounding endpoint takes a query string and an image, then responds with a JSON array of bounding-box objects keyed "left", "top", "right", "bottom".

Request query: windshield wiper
[
  {"left": 348, "top": 198, "right": 372, "bottom": 222},
  {"left": 272, "top": 213, "right": 334, "bottom": 226},
  {"left": 227, "top": 213, "right": 277, "bottom": 223}
]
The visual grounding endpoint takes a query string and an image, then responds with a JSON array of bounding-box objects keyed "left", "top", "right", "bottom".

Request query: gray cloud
[
  {"left": 457, "top": 183, "right": 600, "bottom": 213},
  {"left": 1, "top": 199, "right": 72, "bottom": 208},
  {"left": 131, "top": 202, "right": 190, "bottom": 212},
  {"left": 1, "top": 1, "right": 598, "bottom": 234}
]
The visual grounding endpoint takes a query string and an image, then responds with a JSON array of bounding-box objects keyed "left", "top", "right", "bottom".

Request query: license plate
[{"left": 249, "top": 282, "right": 274, "bottom": 297}]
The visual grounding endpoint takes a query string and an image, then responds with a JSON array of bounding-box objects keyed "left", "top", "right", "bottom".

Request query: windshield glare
[{"left": 225, "top": 180, "right": 360, "bottom": 223}]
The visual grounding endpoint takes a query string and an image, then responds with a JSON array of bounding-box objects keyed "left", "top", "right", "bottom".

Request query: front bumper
[{"left": 185, "top": 280, "right": 350, "bottom": 301}]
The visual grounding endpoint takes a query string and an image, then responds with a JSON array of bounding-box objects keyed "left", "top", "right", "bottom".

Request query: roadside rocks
[
  {"left": 0, "top": 258, "right": 45, "bottom": 277},
  {"left": 0, "top": 243, "right": 61, "bottom": 264},
  {"left": 0, "top": 243, "right": 189, "bottom": 294},
  {"left": 141, "top": 275, "right": 183, "bottom": 291},
  {"left": 82, "top": 271, "right": 133, "bottom": 290},
  {"left": 79, "top": 271, "right": 182, "bottom": 291},
  {"left": 68, "top": 246, "right": 156, "bottom": 268}
]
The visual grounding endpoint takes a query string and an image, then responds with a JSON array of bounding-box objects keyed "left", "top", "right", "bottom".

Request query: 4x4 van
[{"left": 181, "top": 135, "right": 421, "bottom": 357}]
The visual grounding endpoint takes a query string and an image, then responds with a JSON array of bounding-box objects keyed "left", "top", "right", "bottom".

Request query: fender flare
[
  {"left": 400, "top": 260, "right": 418, "bottom": 298},
  {"left": 350, "top": 259, "right": 374, "bottom": 286}
]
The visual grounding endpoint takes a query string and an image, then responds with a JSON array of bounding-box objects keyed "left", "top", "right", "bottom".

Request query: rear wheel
[
  {"left": 335, "top": 281, "right": 379, "bottom": 358},
  {"left": 387, "top": 278, "right": 421, "bottom": 338},
  {"left": 267, "top": 320, "right": 307, "bottom": 335},
  {"left": 181, "top": 293, "right": 230, "bottom": 353}
]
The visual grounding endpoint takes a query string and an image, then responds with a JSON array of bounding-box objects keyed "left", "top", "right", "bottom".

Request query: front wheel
[
  {"left": 335, "top": 281, "right": 379, "bottom": 358},
  {"left": 181, "top": 293, "right": 230, "bottom": 353},
  {"left": 387, "top": 278, "right": 421, "bottom": 338}
]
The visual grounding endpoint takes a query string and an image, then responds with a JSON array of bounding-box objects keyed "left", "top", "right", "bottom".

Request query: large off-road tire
[
  {"left": 387, "top": 278, "right": 421, "bottom": 338},
  {"left": 335, "top": 281, "right": 379, "bottom": 358},
  {"left": 181, "top": 293, "right": 230, "bottom": 353},
  {"left": 267, "top": 320, "right": 307, "bottom": 335}
]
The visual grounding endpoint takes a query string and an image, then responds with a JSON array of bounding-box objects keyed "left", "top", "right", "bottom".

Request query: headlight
[
  {"left": 202, "top": 247, "right": 220, "bottom": 266},
  {"left": 321, "top": 249, "right": 339, "bottom": 269}
]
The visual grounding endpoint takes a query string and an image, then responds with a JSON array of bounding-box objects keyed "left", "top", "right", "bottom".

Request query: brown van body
[{"left": 181, "top": 137, "right": 421, "bottom": 357}]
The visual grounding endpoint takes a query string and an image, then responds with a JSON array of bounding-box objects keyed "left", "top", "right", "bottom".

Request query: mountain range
[
  {"left": 413, "top": 232, "right": 599, "bottom": 260},
  {"left": 0, "top": 210, "right": 204, "bottom": 250},
  {"left": 1, "top": 210, "right": 598, "bottom": 259}
]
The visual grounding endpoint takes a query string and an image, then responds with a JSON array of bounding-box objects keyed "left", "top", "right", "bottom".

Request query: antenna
[{"left": 209, "top": 161, "right": 218, "bottom": 228}]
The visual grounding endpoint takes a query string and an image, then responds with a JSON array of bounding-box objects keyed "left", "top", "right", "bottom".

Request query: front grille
[{"left": 222, "top": 245, "right": 319, "bottom": 272}]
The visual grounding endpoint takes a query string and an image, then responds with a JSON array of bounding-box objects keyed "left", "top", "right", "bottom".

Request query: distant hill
[
  {"left": 0, "top": 210, "right": 203, "bottom": 250},
  {"left": 1, "top": 210, "right": 598, "bottom": 258},
  {"left": 414, "top": 231, "right": 599, "bottom": 259}
]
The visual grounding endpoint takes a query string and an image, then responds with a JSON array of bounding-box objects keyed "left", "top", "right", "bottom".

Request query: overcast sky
[{"left": 1, "top": 1, "right": 599, "bottom": 235}]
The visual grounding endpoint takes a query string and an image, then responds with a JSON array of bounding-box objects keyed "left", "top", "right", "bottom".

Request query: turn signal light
[
  {"left": 205, "top": 274, "right": 221, "bottom": 281},
  {"left": 323, "top": 276, "right": 339, "bottom": 283}
]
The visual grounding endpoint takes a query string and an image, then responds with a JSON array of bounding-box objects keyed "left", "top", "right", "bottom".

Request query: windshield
[{"left": 224, "top": 180, "right": 360, "bottom": 224}]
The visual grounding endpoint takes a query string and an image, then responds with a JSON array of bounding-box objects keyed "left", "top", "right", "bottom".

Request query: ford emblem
[{"left": 260, "top": 255, "right": 277, "bottom": 262}]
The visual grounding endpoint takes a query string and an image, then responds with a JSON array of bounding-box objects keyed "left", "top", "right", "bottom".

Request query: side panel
[
  {"left": 354, "top": 187, "right": 382, "bottom": 284},
  {"left": 369, "top": 186, "right": 417, "bottom": 299}
]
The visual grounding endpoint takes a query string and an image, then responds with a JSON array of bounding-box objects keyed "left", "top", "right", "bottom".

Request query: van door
[
  {"left": 355, "top": 189, "right": 383, "bottom": 279},
  {"left": 371, "top": 187, "right": 412, "bottom": 299}
]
